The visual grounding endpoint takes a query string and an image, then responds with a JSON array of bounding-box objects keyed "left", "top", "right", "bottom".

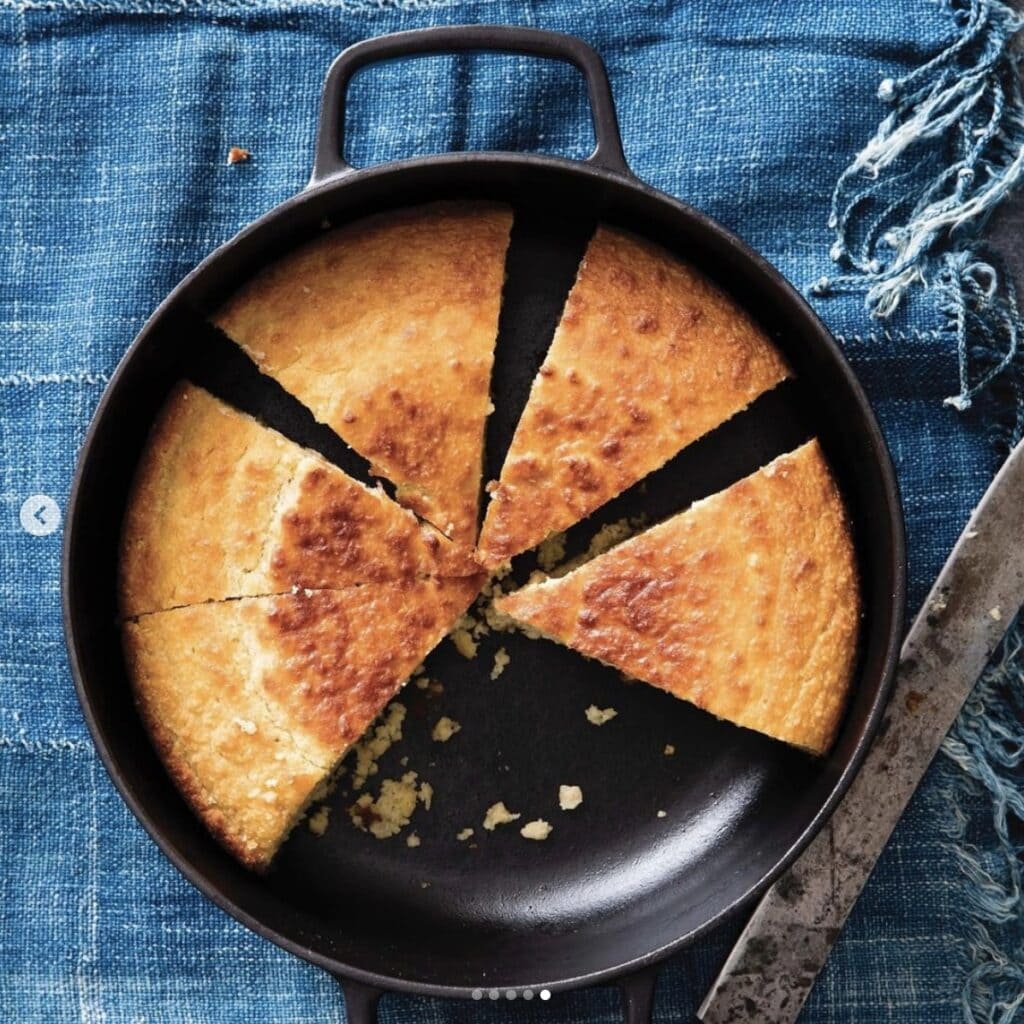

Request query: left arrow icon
[{"left": 19, "top": 494, "right": 61, "bottom": 536}]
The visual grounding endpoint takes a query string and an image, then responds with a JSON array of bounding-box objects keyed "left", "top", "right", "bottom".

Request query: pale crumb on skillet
[
  {"left": 348, "top": 771, "right": 431, "bottom": 839},
  {"left": 585, "top": 705, "right": 618, "bottom": 726},
  {"left": 406, "top": 832, "right": 421, "bottom": 848},
  {"left": 307, "top": 804, "right": 330, "bottom": 836},
  {"left": 449, "top": 615, "right": 478, "bottom": 658},
  {"left": 350, "top": 702, "right": 406, "bottom": 791},
  {"left": 663, "top": 744, "right": 676, "bottom": 756},
  {"left": 558, "top": 785, "right": 583, "bottom": 810},
  {"left": 657, "top": 810, "right": 667, "bottom": 818},
  {"left": 490, "top": 647, "right": 510, "bottom": 680},
  {"left": 432, "top": 716, "right": 461, "bottom": 742},
  {"left": 483, "top": 801, "right": 521, "bottom": 830},
  {"left": 520, "top": 819, "right": 553, "bottom": 840},
  {"left": 537, "top": 532, "right": 567, "bottom": 572},
  {"left": 548, "top": 517, "right": 646, "bottom": 579},
  {"left": 456, "top": 827, "right": 475, "bottom": 841}
]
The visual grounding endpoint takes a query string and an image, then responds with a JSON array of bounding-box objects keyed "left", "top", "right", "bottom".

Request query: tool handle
[{"left": 699, "top": 438, "right": 1024, "bottom": 1023}]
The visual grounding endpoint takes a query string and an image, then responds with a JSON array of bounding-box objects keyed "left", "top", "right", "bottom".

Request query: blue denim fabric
[{"left": 1, "top": 1, "right": 1021, "bottom": 1021}]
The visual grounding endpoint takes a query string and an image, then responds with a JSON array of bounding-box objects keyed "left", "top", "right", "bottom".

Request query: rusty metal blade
[{"left": 698, "top": 438, "right": 1024, "bottom": 1024}]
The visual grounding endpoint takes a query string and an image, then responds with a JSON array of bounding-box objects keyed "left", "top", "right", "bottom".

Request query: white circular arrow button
[{"left": 19, "top": 494, "right": 60, "bottom": 536}]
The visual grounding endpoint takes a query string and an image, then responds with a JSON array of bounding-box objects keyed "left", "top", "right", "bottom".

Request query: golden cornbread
[
  {"left": 476, "top": 225, "right": 791, "bottom": 569},
  {"left": 496, "top": 441, "right": 859, "bottom": 755},
  {"left": 119, "top": 383, "right": 472, "bottom": 617},
  {"left": 123, "top": 576, "right": 483, "bottom": 870},
  {"left": 213, "top": 202, "right": 513, "bottom": 547}
]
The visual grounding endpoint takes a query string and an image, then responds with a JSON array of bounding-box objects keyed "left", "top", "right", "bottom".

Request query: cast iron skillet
[{"left": 63, "top": 26, "right": 906, "bottom": 1024}]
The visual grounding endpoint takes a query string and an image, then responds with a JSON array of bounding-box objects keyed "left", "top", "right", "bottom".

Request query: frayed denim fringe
[
  {"left": 941, "top": 619, "right": 1024, "bottom": 1024},
  {"left": 812, "top": 0, "right": 1024, "bottom": 442}
]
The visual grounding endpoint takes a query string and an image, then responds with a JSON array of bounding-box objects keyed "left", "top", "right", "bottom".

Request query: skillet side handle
[
  {"left": 335, "top": 977, "right": 382, "bottom": 1024},
  {"left": 618, "top": 965, "right": 661, "bottom": 1024},
  {"left": 310, "top": 25, "right": 631, "bottom": 186}
]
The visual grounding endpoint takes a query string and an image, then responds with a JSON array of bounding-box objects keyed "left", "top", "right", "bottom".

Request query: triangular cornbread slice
[
  {"left": 123, "top": 576, "right": 483, "bottom": 870},
  {"left": 119, "top": 383, "right": 473, "bottom": 617},
  {"left": 495, "top": 441, "right": 859, "bottom": 755},
  {"left": 213, "top": 201, "right": 513, "bottom": 548},
  {"left": 476, "top": 226, "right": 791, "bottom": 569}
]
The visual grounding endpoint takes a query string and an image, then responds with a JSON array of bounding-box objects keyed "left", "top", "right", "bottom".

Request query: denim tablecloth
[{"left": 2, "top": 0, "right": 1023, "bottom": 1021}]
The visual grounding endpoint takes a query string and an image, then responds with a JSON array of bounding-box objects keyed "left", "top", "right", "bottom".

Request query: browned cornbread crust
[
  {"left": 119, "top": 383, "right": 473, "bottom": 617},
  {"left": 496, "top": 441, "right": 859, "bottom": 755},
  {"left": 123, "top": 576, "right": 483, "bottom": 870},
  {"left": 476, "top": 225, "right": 791, "bottom": 569},
  {"left": 213, "top": 201, "right": 513, "bottom": 548}
]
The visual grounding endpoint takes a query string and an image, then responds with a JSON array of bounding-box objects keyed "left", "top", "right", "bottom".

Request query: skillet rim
[{"left": 61, "top": 149, "right": 907, "bottom": 999}]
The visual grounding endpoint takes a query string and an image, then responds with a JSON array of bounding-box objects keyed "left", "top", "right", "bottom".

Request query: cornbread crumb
[
  {"left": 226, "top": 146, "right": 251, "bottom": 165},
  {"left": 491, "top": 647, "right": 510, "bottom": 680},
  {"left": 663, "top": 744, "right": 676, "bottom": 756},
  {"left": 520, "top": 819, "right": 552, "bottom": 841},
  {"left": 589, "top": 519, "right": 635, "bottom": 556},
  {"left": 558, "top": 785, "right": 583, "bottom": 810},
  {"left": 657, "top": 810, "right": 667, "bottom": 818},
  {"left": 349, "top": 771, "right": 431, "bottom": 839},
  {"left": 537, "top": 532, "right": 567, "bottom": 571},
  {"left": 307, "top": 805, "right": 330, "bottom": 836},
  {"left": 483, "top": 801, "right": 521, "bottom": 830},
  {"left": 585, "top": 705, "right": 618, "bottom": 726},
  {"left": 450, "top": 614, "right": 478, "bottom": 658},
  {"left": 549, "top": 517, "right": 647, "bottom": 578},
  {"left": 350, "top": 703, "right": 406, "bottom": 790},
  {"left": 406, "top": 832, "right": 421, "bottom": 848},
  {"left": 432, "top": 716, "right": 461, "bottom": 743},
  {"left": 990, "top": 607, "right": 1003, "bottom": 620},
  {"left": 456, "top": 828, "right": 475, "bottom": 841},
  {"left": 484, "top": 594, "right": 520, "bottom": 634}
]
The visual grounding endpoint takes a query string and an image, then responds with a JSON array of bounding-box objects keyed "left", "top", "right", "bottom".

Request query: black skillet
[{"left": 63, "top": 26, "right": 906, "bottom": 1024}]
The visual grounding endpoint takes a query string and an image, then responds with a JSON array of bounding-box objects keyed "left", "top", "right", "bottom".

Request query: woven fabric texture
[{"left": 2, "top": 0, "right": 1022, "bottom": 1021}]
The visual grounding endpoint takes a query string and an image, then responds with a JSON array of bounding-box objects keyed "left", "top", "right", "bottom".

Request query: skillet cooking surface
[{"left": 65, "top": 155, "right": 902, "bottom": 994}]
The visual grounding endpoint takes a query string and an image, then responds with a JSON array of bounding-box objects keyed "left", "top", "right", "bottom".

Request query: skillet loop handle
[
  {"left": 336, "top": 977, "right": 382, "bottom": 1024},
  {"left": 618, "top": 965, "right": 660, "bottom": 1024},
  {"left": 310, "top": 25, "right": 630, "bottom": 185}
]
